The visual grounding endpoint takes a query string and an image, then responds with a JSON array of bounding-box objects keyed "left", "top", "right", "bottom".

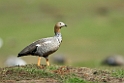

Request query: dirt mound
[{"left": 0, "top": 64, "right": 124, "bottom": 83}]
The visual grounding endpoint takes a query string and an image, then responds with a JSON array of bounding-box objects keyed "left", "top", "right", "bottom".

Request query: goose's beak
[{"left": 65, "top": 24, "right": 67, "bottom": 27}]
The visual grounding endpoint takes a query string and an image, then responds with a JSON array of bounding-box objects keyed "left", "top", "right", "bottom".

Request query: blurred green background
[{"left": 0, "top": 0, "right": 124, "bottom": 67}]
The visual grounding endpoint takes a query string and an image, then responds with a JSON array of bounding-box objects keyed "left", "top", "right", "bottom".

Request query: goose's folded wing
[{"left": 18, "top": 37, "right": 53, "bottom": 57}]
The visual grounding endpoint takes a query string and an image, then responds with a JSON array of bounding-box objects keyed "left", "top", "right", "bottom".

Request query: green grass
[
  {"left": 0, "top": 0, "right": 124, "bottom": 67},
  {"left": 64, "top": 76, "right": 87, "bottom": 83},
  {"left": 112, "top": 69, "right": 124, "bottom": 78}
]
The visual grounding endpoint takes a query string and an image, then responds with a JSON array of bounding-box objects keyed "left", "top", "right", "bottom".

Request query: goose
[{"left": 18, "top": 22, "right": 67, "bottom": 67}]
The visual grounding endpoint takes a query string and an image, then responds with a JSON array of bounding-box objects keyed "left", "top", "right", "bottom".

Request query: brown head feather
[{"left": 54, "top": 22, "right": 67, "bottom": 34}]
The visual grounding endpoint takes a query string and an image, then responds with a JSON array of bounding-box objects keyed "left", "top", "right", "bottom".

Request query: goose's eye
[{"left": 60, "top": 23, "right": 61, "bottom": 25}]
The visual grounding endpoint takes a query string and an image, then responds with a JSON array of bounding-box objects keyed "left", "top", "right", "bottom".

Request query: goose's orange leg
[
  {"left": 46, "top": 58, "right": 50, "bottom": 66},
  {"left": 37, "top": 57, "right": 42, "bottom": 67}
]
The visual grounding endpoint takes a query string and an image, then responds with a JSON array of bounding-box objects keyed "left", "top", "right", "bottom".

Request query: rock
[
  {"left": 102, "top": 55, "right": 124, "bottom": 66},
  {"left": 52, "top": 55, "right": 67, "bottom": 64},
  {"left": 5, "top": 56, "right": 26, "bottom": 67},
  {"left": 0, "top": 38, "right": 3, "bottom": 48}
]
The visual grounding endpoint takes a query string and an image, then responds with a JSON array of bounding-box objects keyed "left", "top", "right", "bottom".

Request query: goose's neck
[
  {"left": 54, "top": 32, "right": 62, "bottom": 43},
  {"left": 54, "top": 26, "right": 61, "bottom": 37},
  {"left": 54, "top": 32, "right": 62, "bottom": 37},
  {"left": 54, "top": 27, "right": 62, "bottom": 43}
]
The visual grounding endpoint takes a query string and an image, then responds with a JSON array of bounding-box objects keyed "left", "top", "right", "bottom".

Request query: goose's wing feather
[{"left": 18, "top": 37, "right": 53, "bottom": 57}]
